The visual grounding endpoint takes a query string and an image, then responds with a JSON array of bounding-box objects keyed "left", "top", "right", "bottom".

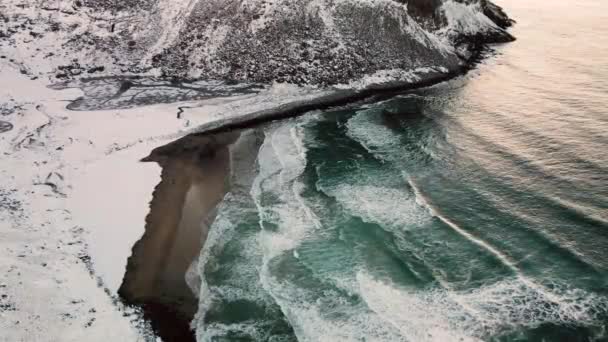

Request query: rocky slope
[{"left": 0, "top": 0, "right": 513, "bottom": 86}]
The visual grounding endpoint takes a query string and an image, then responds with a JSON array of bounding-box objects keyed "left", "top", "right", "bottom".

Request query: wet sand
[{"left": 119, "top": 132, "right": 240, "bottom": 341}]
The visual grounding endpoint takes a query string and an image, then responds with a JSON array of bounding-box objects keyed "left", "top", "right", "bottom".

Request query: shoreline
[
  {"left": 184, "top": 38, "right": 510, "bottom": 136},
  {"left": 111, "top": 49, "right": 491, "bottom": 340},
  {"left": 118, "top": 132, "right": 240, "bottom": 342}
]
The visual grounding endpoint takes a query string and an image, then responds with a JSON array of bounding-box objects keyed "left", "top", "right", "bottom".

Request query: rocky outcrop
[
  {"left": 481, "top": 0, "right": 515, "bottom": 29},
  {"left": 148, "top": 0, "right": 514, "bottom": 84}
]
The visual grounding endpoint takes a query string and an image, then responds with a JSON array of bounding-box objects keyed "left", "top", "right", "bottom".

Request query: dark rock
[
  {"left": 50, "top": 22, "right": 61, "bottom": 32},
  {"left": 87, "top": 66, "right": 105, "bottom": 73},
  {"left": 482, "top": 0, "right": 515, "bottom": 29},
  {"left": 0, "top": 121, "right": 11, "bottom": 134}
]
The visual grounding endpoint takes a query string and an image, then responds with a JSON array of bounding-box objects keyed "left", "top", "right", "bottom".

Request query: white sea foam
[
  {"left": 326, "top": 184, "right": 431, "bottom": 229},
  {"left": 345, "top": 108, "right": 403, "bottom": 156},
  {"left": 359, "top": 272, "right": 608, "bottom": 341},
  {"left": 252, "top": 116, "right": 321, "bottom": 258},
  {"left": 249, "top": 117, "right": 408, "bottom": 342},
  {"left": 194, "top": 131, "right": 280, "bottom": 341},
  {"left": 260, "top": 273, "right": 408, "bottom": 342}
]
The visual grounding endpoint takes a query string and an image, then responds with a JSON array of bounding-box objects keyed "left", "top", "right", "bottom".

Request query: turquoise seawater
[{"left": 195, "top": 1, "right": 608, "bottom": 341}]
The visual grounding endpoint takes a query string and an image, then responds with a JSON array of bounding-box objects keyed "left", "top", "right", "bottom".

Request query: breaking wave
[{"left": 359, "top": 273, "right": 608, "bottom": 342}]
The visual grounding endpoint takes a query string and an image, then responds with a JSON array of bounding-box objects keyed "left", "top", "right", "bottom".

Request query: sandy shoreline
[{"left": 119, "top": 132, "right": 240, "bottom": 341}]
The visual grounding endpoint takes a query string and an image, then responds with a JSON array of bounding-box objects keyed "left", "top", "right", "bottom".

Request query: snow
[
  {"left": 0, "top": 0, "right": 119, "bottom": 77},
  {"left": 0, "top": 63, "right": 154, "bottom": 341},
  {"left": 141, "top": 0, "right": 200, "bottom": 66},
  {"left": 334, "top": 66, "right": 451, "bottom": 90},
  {"left": 440, "top": 0, "right": 501, "bottom": 36}
]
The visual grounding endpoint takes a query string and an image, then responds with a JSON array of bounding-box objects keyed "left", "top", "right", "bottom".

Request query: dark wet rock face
[
  {"left": 481, "top": 0, "right": 515, "bottom": 29},
  {"left": 0, "top": 121, "right": 13, "bottom": 134}
]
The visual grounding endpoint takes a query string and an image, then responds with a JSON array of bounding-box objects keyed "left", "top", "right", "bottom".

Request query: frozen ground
[{"left": 0, "top": 60, "right": 179, "bottom": 342}]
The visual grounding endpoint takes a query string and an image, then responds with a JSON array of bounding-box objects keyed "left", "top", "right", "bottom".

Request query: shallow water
[{"left": 194, "top": 1, "right": 608, "bottom": 341}]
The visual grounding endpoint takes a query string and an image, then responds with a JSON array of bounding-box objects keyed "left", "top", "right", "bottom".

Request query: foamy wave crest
[
  {"left": 346, "top": 108, "right": 403, "bottom": 157},
  {"left": 345, "top": 100, "right": 445, "bottom": 165},
  {"left": 261, "top": 283, "right": 407, "bottom": 342},
  {"left": 325, "top": 184, "right": 431, "bottom": 229},
  {"left": 250, "top": 117, "right": 412, "bottom": 342},
  {"left": 252, "top": 116, "right": 321, "bottom": 257},
  {"left": 359, "top": 273, "right": 608, "bottom": 341},
  {"left": 195, "top": 131, "right": 282, "bottom": 341}
]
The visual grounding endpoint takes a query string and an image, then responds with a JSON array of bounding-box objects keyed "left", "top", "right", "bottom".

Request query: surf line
[
  {"left": 406, "top": 174, "right": 522, "bottom": 275},
  {"left": 406, "top": 174, "right": 565, "bottom": 303}
]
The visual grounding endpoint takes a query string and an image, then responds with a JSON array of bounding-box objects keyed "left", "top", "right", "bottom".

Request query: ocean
[{"left": 192, "top": 1, "right": 608, "bottom": 341}]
